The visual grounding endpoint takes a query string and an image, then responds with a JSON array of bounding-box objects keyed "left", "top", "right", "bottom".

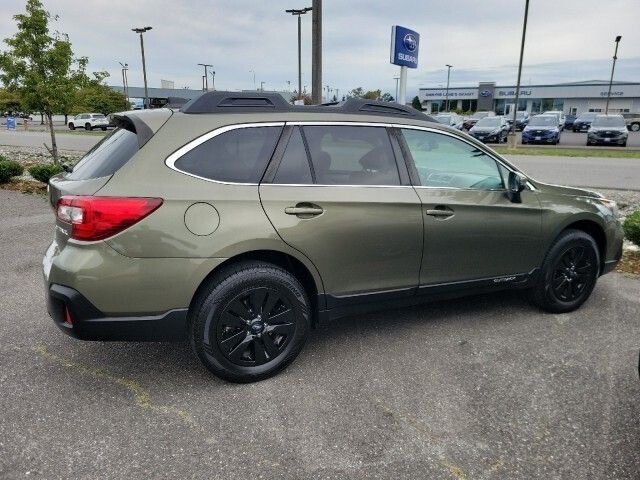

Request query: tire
[
  {"left": 68, "top": 123, "right": 75, "bottom": 130},
  {"left": 101, "top": 127, "right": 107, "bottom": 131},
  {"left": 85, "top": 123, "right": 91, "bottom": 131},
  {"left": 189, "top": 261, "right": 310, "bottom": 383},
  {"left": 622, "top": 141, "right": 627, "bottom": 147},
  {"left": 529, "top": 229, "right": 600, "bottom": 313},
  {"left": 630, "top": 123, "right": 640, "bottom": 132}
]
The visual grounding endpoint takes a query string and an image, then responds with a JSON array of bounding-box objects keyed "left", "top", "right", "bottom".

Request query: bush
[
  {"left": 0, "top": 159, "right": 24, "bottom": 183},
  {"left": 623, "top": 210, "right": 640, "bottom": 247},
  {"left": 28, "top": 163, "right": 64, "bottom": 183}
]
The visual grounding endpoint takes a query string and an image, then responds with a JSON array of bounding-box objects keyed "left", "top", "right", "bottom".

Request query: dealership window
[
  {"left": 461, "top": 99, "right": 477, "bottom": 112},
  {"left": 541, "top": 99, "right": 554, "bottom": 111},
  {"left": 531, "top": 99, "right": 541, "bottom": 113},
  {"left": 552, "top": 99, "right": 564, "bottom": 111}
]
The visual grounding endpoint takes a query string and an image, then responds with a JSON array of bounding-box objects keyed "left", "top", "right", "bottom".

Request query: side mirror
[{"left": 507, "top": 171, "right": 527, "bottom": 203}]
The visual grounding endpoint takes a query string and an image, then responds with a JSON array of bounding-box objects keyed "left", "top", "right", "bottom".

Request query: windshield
[
  {"left": 592, "top": 116, "right": 625, "bottom": 127},
  {"left": 472, "top": 112, "right": 490, "bottom": 119},
  {"left": 435, "top": 115, "right": 452, "bottom": 124},
  {"left": 577, "top": 113, "right": 596, "bottom": 121},
  {"left": 528, "top": 116, "right": 557, "bottom": 127},
  {"left": 475, "top": 117, "right": 501, "bottom": 127}
]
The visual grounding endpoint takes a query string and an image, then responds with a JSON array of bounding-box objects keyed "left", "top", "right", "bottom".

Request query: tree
[
  {"left": 411, "top": 96, "right": 424, "bottom": 111},
  {"left": 380, "top": 92, "right": 394, "bottom": 102},
  {"left": 347, "top": 87, "right": 364, "bottom": 98},
  {"left": 362, "top": 89, "right": 381, "bottom": 100},
  {"left": 0, "top": 88, "right": 22, "bottom": 113},
  {"left": 73, "top": 72, "right": 128, "bottom": 115},
  {"left": 0, "top": 0, "right": 87, "bottom": 163}
]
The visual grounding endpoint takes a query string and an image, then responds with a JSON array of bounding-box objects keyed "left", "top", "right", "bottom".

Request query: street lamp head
[
  {"left": 132, "top": 26, "right": 152, "bottom": 33},
  {"left": 615, "top": 35, "right": 622, "bottom": 43},
  {"left": 285, "top": 7, "right": 312, "bottom": 15},
  {"left": 446, "top": 64, "right": 453, "bottom": 68}
]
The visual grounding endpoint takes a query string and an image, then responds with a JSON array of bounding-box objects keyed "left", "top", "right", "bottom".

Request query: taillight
[{"left": 56, "top": 196, "right": 163, "bottom": 241}]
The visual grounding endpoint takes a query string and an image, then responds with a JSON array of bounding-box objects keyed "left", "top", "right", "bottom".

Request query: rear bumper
[{"left": 46, "top": 284, "right": 188, "bottom": 341}]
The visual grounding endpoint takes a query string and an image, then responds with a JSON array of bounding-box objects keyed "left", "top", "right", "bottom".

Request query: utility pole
[
  {"left": 260, "top": 81, "right": 265, "bottom": 92},
  {"left": 210, "top": 70, "right": 216, "bottom": 90},
  {"left": 118, "top": 62, "right": 129, "bottom": 105},
  {"left": 394, "top": 76, "right": 400, "bottom": 102},
  {"left": 197, "top": 63, "right": 213, "bottom": 91},
  {"left": 508, "top": 0, "right": 529, "bottom": 149},
  {"left": 311, "top": 0, "right": 322, "bottom": 104},
  {"left": 249, "top": 70, "right": 256, "bottom": 90},
  {"left": 445, "top": 64, "right": 453, "bottom": 111},
  {"left": 132, "top": 26, "right": 152, "bottom": 109},
  {"left": 605, "top": 35, "right": 622, "bottom": 114},
  {"left": 285, "top": 7, "right": 312, "bottom": 100}
]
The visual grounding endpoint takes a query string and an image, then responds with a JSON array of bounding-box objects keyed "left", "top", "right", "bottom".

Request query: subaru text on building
[{"left": 43, "top": 92, "right": 623, "bottom": 383}]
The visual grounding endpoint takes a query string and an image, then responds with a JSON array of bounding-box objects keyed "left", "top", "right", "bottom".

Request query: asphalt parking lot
[{"left": 1, "top": 190, "right": 639, "bottom": 479}]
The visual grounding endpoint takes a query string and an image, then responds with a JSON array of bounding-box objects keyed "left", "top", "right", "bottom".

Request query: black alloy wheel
[
  {"left": 550, "top": 246, "right": 595, "bottom": 302},
  {"left": 215, "top": 287, "right": 295, "bottom": 366}
]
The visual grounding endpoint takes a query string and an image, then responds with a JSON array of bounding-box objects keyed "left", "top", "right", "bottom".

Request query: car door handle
[
  {"left": 285, "top": 204, "right": 324, "bottom": 216},
  {"left": 426, "top": 208, "right": 454, "bottom": 218}
]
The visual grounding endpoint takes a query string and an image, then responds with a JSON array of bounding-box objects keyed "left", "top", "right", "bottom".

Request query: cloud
[{"left": 1, "top": 0, "right": 638, "bottom": 98}]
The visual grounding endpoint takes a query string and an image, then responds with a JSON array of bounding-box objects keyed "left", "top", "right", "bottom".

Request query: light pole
[
  {"left": 605, "top": 35, "right": 622, "bottom": 115},
  {"left": 118, "top": 62, "right": 129, "bottom": 105},
  {"left": 249, "top": 69, "right": 256, "bottom": 90},
  {"left": 210, "top": 70, "right": 216, "bottom": 90},
  {"left": 445, "top": 64, "right": 453, "bottom": 112},
  {"left": 393, "top": 76, "right": 400, "bottom": 102},
  {"left": 508, "top": 0, "right": 529, "bottom": 149},
  {"left": 285, "top": 7, "right": 312, "bottom": 100},
  {"left": 132, "top": 26, "right": 152, "bottom": 109},
  {"left": 260, "top": 81, "right": 265, "bottom": 92},
  {"left": 197, "top": 63, "right": 213, "bottom": 91}
]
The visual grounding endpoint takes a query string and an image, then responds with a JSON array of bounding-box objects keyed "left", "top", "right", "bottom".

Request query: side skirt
[{"left": 317, "top": 269, "right": 539, "bottom": 324}]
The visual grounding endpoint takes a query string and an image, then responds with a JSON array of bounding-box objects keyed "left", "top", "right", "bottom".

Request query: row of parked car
[{"left": 434, "top": 110, "right": 631, "bottom": 147}]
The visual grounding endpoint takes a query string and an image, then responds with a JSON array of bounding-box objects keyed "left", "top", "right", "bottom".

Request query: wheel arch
[
  {"left": 554, "top": 218, "right": 607, "bottom": 273},
  {"left": 189, "top": 249, "right": 326, "bottom": 324}
]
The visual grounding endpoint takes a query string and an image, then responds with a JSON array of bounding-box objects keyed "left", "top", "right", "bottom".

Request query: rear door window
[
  {"left": 173, "top": 126, "right": 282, "bottom": 183},
  {"left": 68, "top": 128, "right": 139, "bottom": 180},
  {"left": 272, "top": 127, "right": 313, "bottom": 184},
  {"left": 301, "top": 125, "right": 400, "bottom": 185}
]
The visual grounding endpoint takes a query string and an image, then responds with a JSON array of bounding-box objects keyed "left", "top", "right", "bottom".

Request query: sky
[{"left": 1, "top": 0, "right": 639, "bottom": 99}]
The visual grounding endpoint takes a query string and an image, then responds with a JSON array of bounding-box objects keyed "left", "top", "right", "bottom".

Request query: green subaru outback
[{"left": 43, "top": 92, "right": 623, "bottom": 382}]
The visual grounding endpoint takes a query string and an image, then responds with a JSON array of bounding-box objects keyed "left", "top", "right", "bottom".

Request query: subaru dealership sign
[{"left": 390, "top": 26, "right": 419, "bottom": 68}]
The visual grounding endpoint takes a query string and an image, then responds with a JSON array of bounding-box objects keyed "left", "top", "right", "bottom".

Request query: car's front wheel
[
  {"left": 68, "top": 123, "right": 75, "bottom": 130},
  {"left": 189, "top": 261, "right": 310, "bottom": 383},
  {"left": 529, "top": 229, "right": 600, "bottom": 313}
]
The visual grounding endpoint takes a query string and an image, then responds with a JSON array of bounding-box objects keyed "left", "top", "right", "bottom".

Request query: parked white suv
[
  {"left": 68, "top": 113, "right": 109, "bottom": 131},
  {"left": 543, "top": 110, "right": 566, "bottom": 131}
]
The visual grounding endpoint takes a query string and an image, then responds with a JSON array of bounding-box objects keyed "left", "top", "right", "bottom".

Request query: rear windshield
[
  {"left": 577, "top": 113, "right": 596, "bottom": 121},
  {"left": 67, "top": 128, "right": 139, "bottom": 180}
]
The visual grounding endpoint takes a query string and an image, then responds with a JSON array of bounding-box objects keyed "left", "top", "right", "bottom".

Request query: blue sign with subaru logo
[{"left": 390, "top": 26, "right": 419, "bottom": 69}]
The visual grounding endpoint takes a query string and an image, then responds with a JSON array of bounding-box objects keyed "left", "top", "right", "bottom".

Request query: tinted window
[
  {"left": 592, "top": 116, "right": 625, "bottom": 127},
  {"left": 402, "top": 129, "right": 503, "bottom": 190},
  {"left": 475, "top": 117, "right": 501, "bottom": 128},
  {"left": 68, "top": 128, "right": 139, "bottom": 180},
  {"left": 528, "top": 116, "right": 557, "bottom": 126},
  {"left": 174, "top": 126, "right": 282, "bottom": 183},
  {"left": 302, "top": 126, "right": 400, "bottom": 185},
  {"left": 273, "top": 127, "right": 312, "bottom": 184}
]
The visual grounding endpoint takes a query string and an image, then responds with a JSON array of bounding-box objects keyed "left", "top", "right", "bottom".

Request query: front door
[
  {"left": 260, "top": 124, "right": 423, "bottom": 305},
  {"left": 399, "top": 127, "right": 543, "bottom": 286}
]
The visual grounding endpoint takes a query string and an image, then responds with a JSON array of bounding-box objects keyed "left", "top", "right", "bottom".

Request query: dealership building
[{"left": 418, "top": 80, "right": 640, "bottom": 115}]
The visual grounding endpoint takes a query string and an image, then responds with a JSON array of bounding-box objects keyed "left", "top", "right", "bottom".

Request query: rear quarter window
[
  {"left": 67, "top": 128, "right": 139, "bottom": 180},
  {"left": 172, "top": 126, "right": 282, "bottom": 183}
]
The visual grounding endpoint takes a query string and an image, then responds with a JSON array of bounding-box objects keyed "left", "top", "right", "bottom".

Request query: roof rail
[{"left": 180, "top": 91, "right": 434, "bottom": 121}]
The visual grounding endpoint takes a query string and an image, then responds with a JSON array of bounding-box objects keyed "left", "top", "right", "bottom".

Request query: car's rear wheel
[
  {"left": 84, "top": 123, "right": 91, "bottom": 131},
  {"left": 529, "top": 229, "right": 600, "bottom": 313},
  {"left": 189, "top": 261, "right": 310, "bottom": 383}
]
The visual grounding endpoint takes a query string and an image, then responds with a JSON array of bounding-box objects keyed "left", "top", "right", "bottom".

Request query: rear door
[
  {"left": 259, "top": 123, "right": 423, "bottom": 306},
  {"left": 398, "top": 126, "right": 543, "bottom": 286}
]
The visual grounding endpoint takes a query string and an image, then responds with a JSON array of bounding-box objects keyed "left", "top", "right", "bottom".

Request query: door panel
[
  {"left": 415, "top": 188, "right": 542, "bottom": 285},
  {"left": 260, "top": 185, "right": 423, "bottom": 298},
  {"left": 399, "top": 127, "right": 542, "bottom": 285}
]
